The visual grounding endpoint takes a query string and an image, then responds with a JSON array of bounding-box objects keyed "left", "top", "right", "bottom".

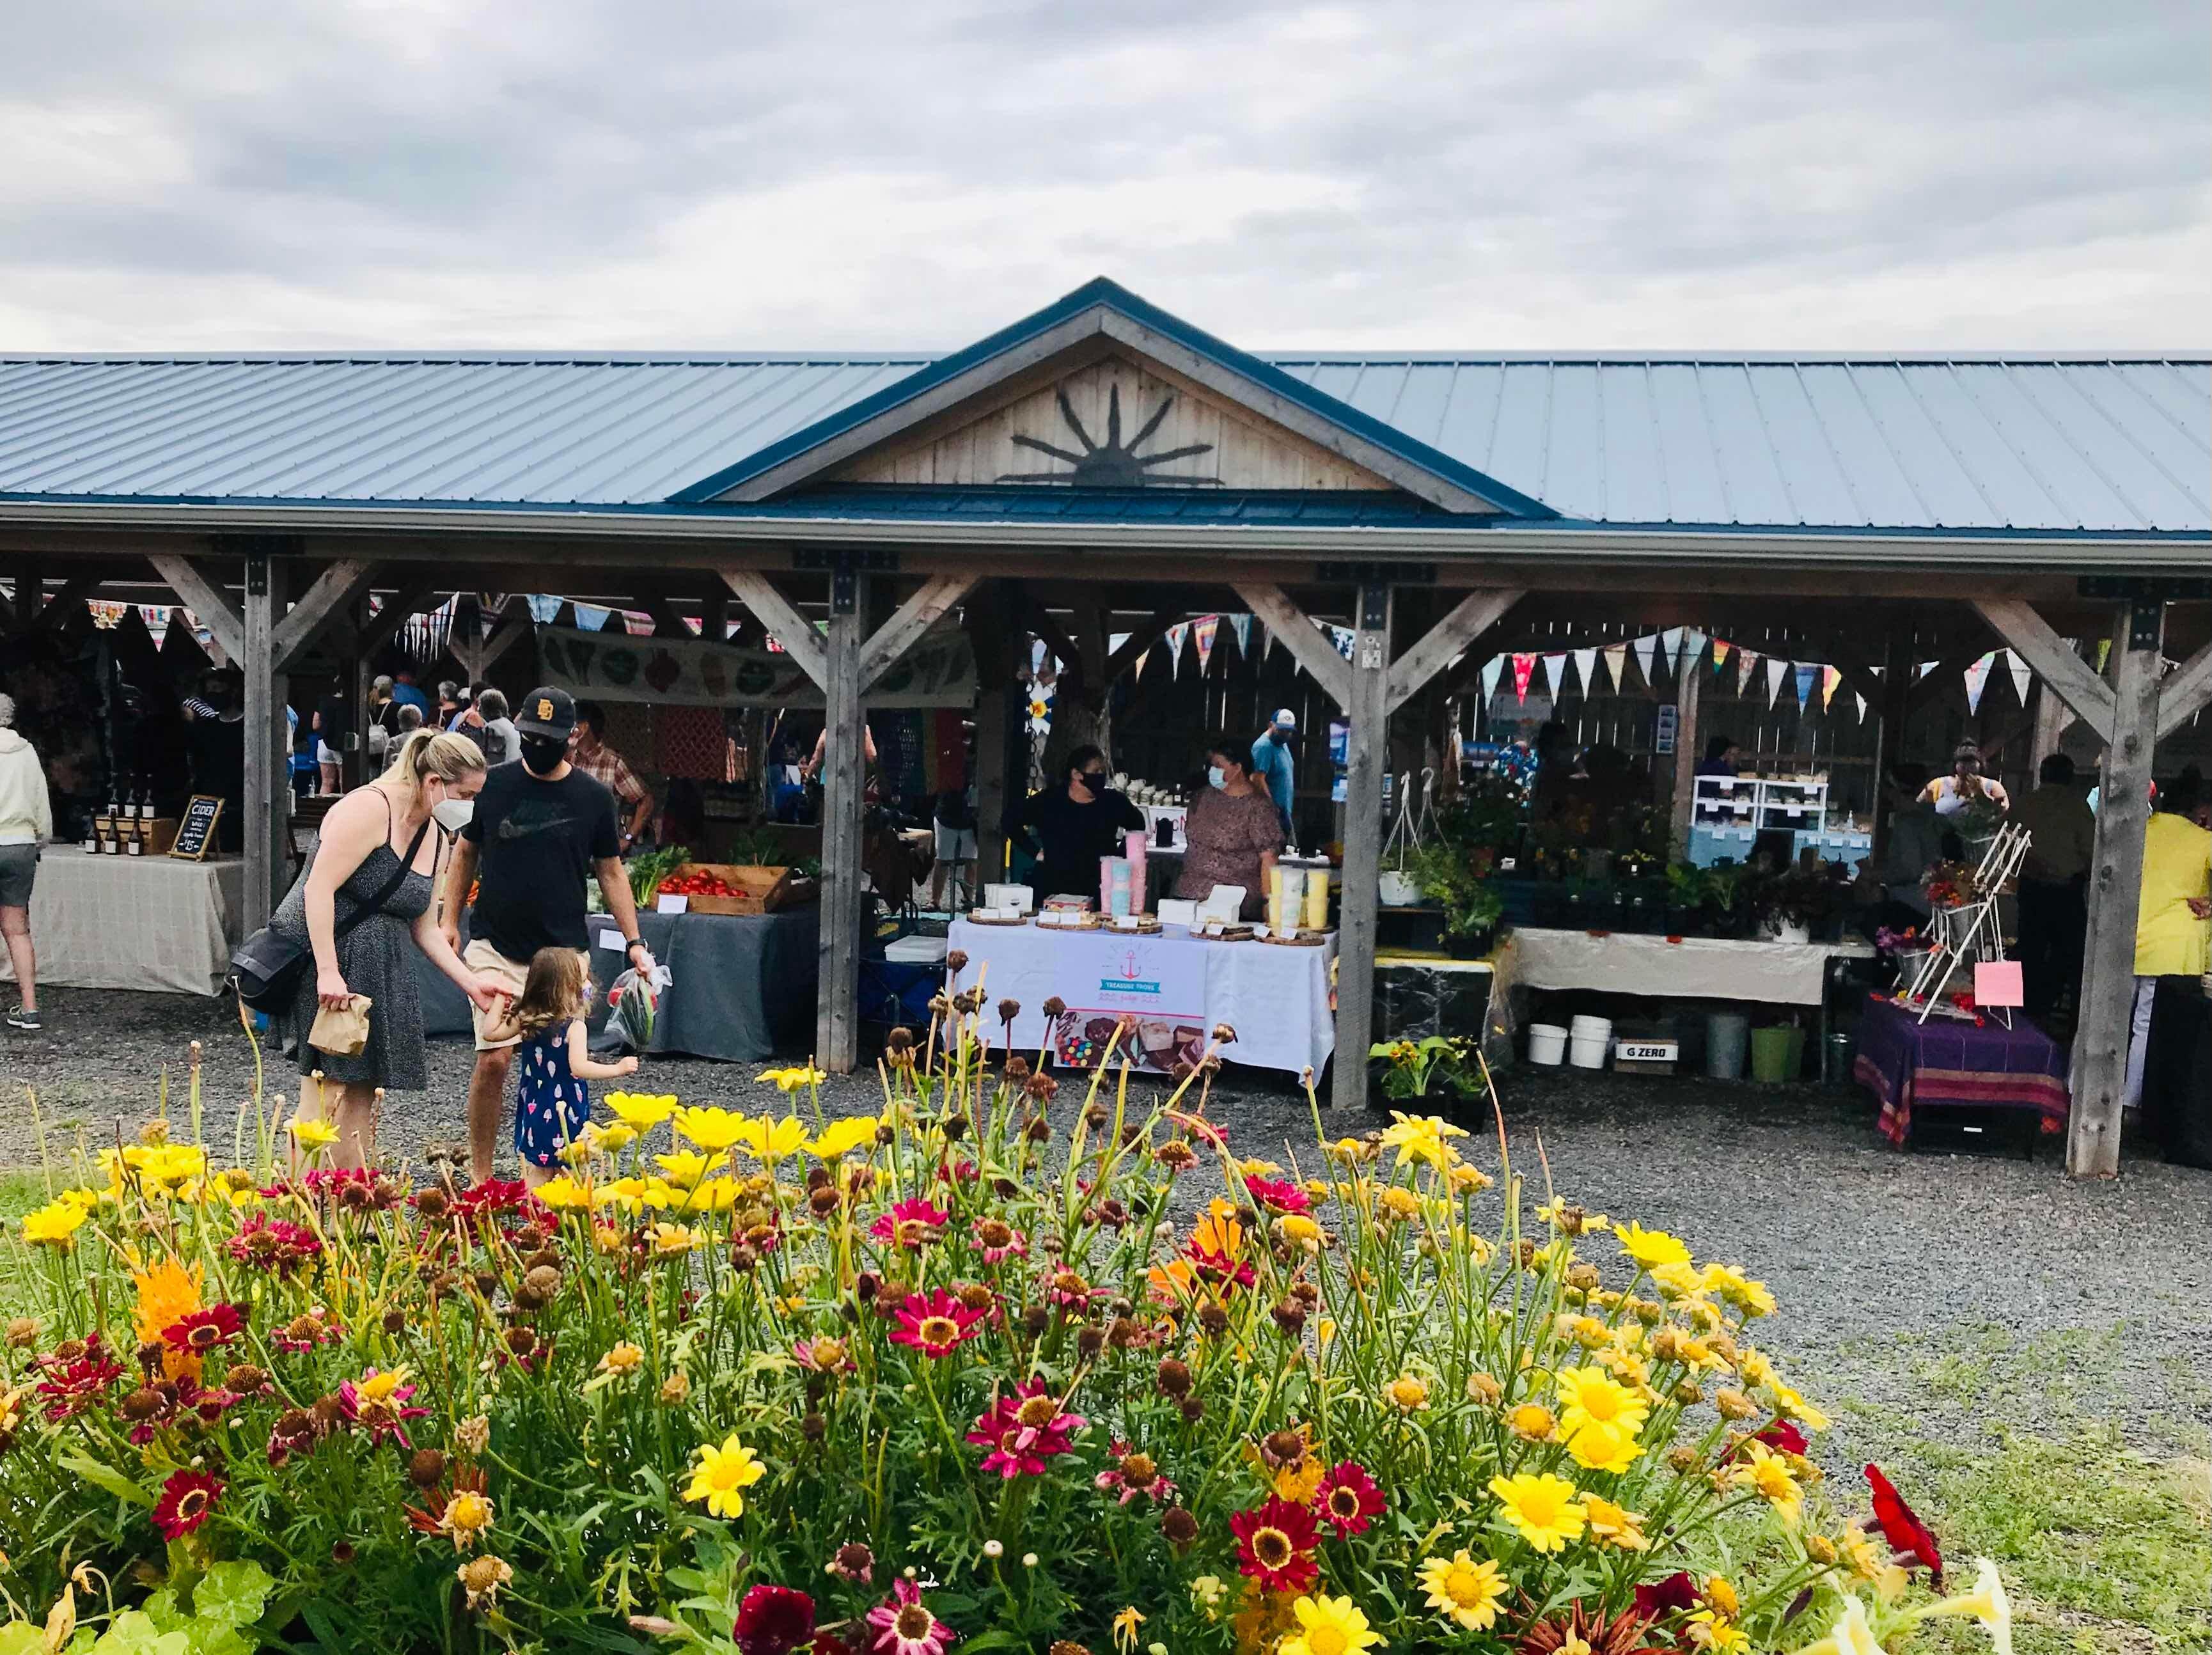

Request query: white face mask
[
  {"left": 1207, "top": 765, "right": 1227, "bottom": 790},
  {"left": 432, "top": 797, "right": 475, "bottom": 832}
]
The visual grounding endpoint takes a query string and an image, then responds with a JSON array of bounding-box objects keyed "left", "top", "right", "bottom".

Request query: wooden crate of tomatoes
[{"left": 654, "top": 862, "right": 818, "bottom": 915}]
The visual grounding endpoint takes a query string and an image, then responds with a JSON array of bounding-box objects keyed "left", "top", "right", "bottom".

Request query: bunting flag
[
  {"left": 2094, "top": 638, "right": 2112, "bottom": 674},
  {"left": 1916, "top": 660, "right": 1936, "bottom": 680},
  {"left": 2004, "top": 648, "right": 2031, "bottom": 707},
  {"left": 1480, "top": 656, "right": 1506, "bottom": 702},
  {"left": 1602, "top": 641, "right": 1628, "bottom": 691},
  {"left": 1542, "top": 652, "right": 1569, "bottom": 695},
  {"left": 1163, "top": 622, "right": 1188, "bottom": 676},
  {"left": 1711, "top": 638, "right": 1733, "bottom": 676},
  {"left": 1794, "top": 663, "right": 1817, "bottom": 710},
  {"left": 1963, "top": 651, "right": 1995, "bottom": 714},
  {"left": 1192, "top": 614, "right": 1218, "bottom": 674},
  {"left": 1228, "top": 613, "right": 1253, "bottom": 659},
  {"left": 1511, "top": 653, "right": 1536, "bottom": 703},
  {"left": 1573, "top": 647, "right": 1598, "bottom": 694},
  {"left": 1766, "top": 657, "right": 1789, "bottom": 708},
  {"left": 1659, "top": 627, "right": 1686, "bottom": 672},
  {"left": 1736, "top": 648, "right": 1761, "bottom": 697},
  {"left": 1855, "top": 693, "right": 1867, "bottom": 722},
  {"left": 1633, "top": 634, "right": 1659, "bottom": 686},
  {"left": 1131, "top": 648, "right": 1149, "bottom": 683},
  {"left": 1821, "top": 664, "right": 1842, "bottom": 710}
]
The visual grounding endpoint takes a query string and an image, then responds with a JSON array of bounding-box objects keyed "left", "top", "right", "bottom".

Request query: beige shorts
[{"left": 463, "top": 939, "right": 577, "bottom": 1051}]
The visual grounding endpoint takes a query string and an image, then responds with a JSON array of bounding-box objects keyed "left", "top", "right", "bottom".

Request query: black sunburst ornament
[{"left": 997, "top": 382, "right": 1218, "bottom": 487}]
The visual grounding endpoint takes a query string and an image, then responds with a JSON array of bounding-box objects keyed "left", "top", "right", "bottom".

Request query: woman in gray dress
[{"left": 272, "top": 729, "right": 506, "bottom": 1167}]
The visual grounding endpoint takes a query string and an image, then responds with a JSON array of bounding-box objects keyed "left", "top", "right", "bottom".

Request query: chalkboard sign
[{"left": 168, "top": 796, "right": 224, "bottom": 861}]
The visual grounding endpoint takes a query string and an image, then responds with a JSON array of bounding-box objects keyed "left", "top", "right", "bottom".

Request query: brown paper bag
[{"left": 309, "top": 994, "right": 373, "bottom": 1056}]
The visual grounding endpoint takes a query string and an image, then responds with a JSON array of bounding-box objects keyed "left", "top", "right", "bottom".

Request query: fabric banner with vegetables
[{"left": 535, "top": 625, "right": 976, "bottom": 708}]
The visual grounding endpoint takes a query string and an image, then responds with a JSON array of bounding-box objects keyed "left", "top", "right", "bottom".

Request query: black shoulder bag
[{"left": 231, "top": 817, "right": 434, "bottom": 1012}]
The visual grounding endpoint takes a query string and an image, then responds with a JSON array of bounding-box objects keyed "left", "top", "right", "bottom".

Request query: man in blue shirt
[
  {"left": 388, "top": 667, "right": 432, "bottom": 718},
  {"left": 1250, "top": 709, "right": 1298, "bottom": 842}
]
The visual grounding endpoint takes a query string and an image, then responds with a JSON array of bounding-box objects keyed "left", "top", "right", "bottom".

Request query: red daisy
[
  {"left": 34, "top": 1335, "right": 124, "bottom": 1422},
  {"left": 338, "top": 1368, "right": 429, "bottom": 1448},
  {"left": 865, "top": 1580, "right": 953, "bottom": 1655},
  {"left": 870, "top": 1198, "right": 949, "bottom": 1251},
  {"left": 1229, "top": 1494, "right": 1321, "bottom": 1593},
  {"left": 1095, "top": 1439, "right": 1178, "bottom": 1506},
  {"left": 966, "top": 1377, "right": 1086, "bottom": 1479},
  {"left": 1244, "top": 1174, "right": 1312, "bottom": 1215},
  {"left": 1752, "top": 1418, "right": 1810, "bottom": 1457},
  {"left": 969, "top": 1216, "right": 1028, "bottom": 1264},
  {"left": 888, "top": 1288, "right": 989, "bottom": 1358},
  {"left": 1041, "top": 1267, "right": 1102, "bottom": 1312},
  {"left": 733, "top": 1584, "right": 817, "bottom": 1655},
  {"left": 226, "top": 1214, "right": 323, "bottom": 1277},
  {"left": 1314, "top": 1459, "right": 1386, "bottom": 1537},
  {"left": 1633, "top": 1571, "right": 1699, "bottom": 1617},
  {"left": 162, "top": 1303, "right": 246, "bottom": 1355},
  {"left": 152, "top": 1467, "right": 223, "bottom": 1540},
  {"left": 1865, "top": 1464, "right": 1943, "bottom": 1583}
]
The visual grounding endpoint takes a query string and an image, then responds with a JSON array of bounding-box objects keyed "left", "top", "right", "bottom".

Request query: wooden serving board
[
  {"left": 964, "top": 911, "right": 1030, "bottom": 926},
  {"left": 1259, "top": 929, "right": 1329, "bottom": 946}
]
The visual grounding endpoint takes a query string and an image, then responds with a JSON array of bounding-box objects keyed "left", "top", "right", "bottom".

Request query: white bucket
[
  {"left": 1528, "top": 1023, "right": 1569, "bottom": 1066},
  {"left": 1568, "top": 1015, "right": 1612, "bottom": 1069}
]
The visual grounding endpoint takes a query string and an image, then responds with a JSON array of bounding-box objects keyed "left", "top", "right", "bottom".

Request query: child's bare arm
[
  {"left": 567, "top": 1019, "right": 640, "bottom": 1083},
  {"left": 478, "top": 1003, "right": 521, "bottom": 1044}
]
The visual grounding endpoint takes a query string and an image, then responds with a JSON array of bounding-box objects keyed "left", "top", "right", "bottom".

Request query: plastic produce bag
[{"left": 604, "top": 962, "right": 671, "bottom": 1053}]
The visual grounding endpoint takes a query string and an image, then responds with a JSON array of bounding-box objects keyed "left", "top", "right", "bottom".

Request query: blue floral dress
[{"left": 514, "top": 1020, "right": 592, "bottom": 1168}]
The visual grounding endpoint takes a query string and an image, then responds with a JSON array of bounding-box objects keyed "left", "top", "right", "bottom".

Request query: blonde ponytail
[{"left": 377, "top": 728, "right": 487, "bottom": 794}]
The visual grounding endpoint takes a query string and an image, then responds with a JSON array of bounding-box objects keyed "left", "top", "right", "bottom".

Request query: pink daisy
[
  {"left": 869, "top": 1198, "right": 949, "bottom": 1251},
  {"left": 1095, "top": 1439, "right": 1178, "bottom": 1506},
  {"left": 966, "top": 1377, "right": 1086, "bottom": 1479},
  {"left": 968, "top": 1216, "right": 1028, "bottom": 1264},
  {"left": 866, "top": 1579, "right": 953, "bottom": 1655},
  {"left": 888, "top": 1288, "right": 989, "bottom": 1359}
]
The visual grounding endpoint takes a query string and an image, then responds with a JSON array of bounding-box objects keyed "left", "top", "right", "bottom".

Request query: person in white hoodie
[{"left": 0, "top": 693, "right": 54, "bottom": 1031}]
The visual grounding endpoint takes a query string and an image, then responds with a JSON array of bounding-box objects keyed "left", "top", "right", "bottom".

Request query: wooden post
[
  {"left": 1868, "top": 631, "right": 1911, "bottom": 870},
  {"left": 2068, "top": 600, "right": 2163, "bottom": 1179},
  {"left": 970, "top": 581, "right": 1019, "bottom": 890},
  {"left": 1667, "top": 634, "right": 1703, "bottom": 857},
  {"left": 1331, "top": 581, "right": 1392, "bottom": 1111},
  {"left": 240, "top": 554, "right": 290, "bottom": 930},
  {"left": 817, "top": 570, "right": 868, "bottom": 1074}
]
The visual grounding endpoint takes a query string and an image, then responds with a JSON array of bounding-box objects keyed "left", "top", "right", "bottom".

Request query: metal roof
[{"left": 0, "top": 348, "right": 2203, "bottom": 533}]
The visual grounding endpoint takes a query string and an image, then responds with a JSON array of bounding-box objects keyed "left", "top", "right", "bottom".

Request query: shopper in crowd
[
  {"left": 271, "top": 730, "right": 507, "bottom": 1169},
  {"left": 1249, "top": 709, "right": 1298, "bottom": 841},
  {"left": 366, "top": 675, "right": 397, "bottom": 765},
  {"left": 1876, "top": 761, "right": 1945, "bottom": 926},
  {"left": 0, "top": 694, "right": 54, "bottom": 1033},
  {"left": 572, "top": 700, "right": 655, "bottom": 852},
  {"left": 185, "top": 674, "right": 248, "bottom": 852},
  {"left": 2124, "top": 772, "right": 2211, "bottom": 1111},
  {"left": 388, "top": 666, "right": 430, "bottom": 718},
  {"left": 451, "top": 687, "right": 520, "bottom": 767},
  {"left": 313, "top": 685, "right": 350, "bottom": 794},
  {"left": 441, "top": 687, "right": 655, "bottom": 1185},
  {"left": 437, "top": 680, "right": 464, "bottom": 727},
  {"left": 929, "top": 780, "right": 978, "bottom": 912},
  {"left": 1920, "top": 739, "right": 2011, "bottom": 816},
  {"left": 1697, "top": 735, "right": 1742, "bottom": 778},
  {"left": 396, "top": 702, "right": 425, "bottom": 735},
  {"left": 2012, "top": 753, "right": 2095, "bottom": 1022},
  {"left": 1173, "top": 735, "right": 1282, "bottom": 919},
  {"left": 1008, "top": 742, "right": 1143, "bottom": 903}
]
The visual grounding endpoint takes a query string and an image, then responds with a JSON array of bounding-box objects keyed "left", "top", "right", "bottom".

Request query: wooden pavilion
[{"left": 2, "top": 278, "right": 2206, "bottom": 1177}]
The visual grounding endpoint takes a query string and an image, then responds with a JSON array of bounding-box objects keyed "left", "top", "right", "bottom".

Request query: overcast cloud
[{"left": 2, "top": 0, "right": 2204, "bottom": 350}]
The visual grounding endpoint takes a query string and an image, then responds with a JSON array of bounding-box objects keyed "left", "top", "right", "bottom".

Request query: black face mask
[
  {"left": 519, "top": 733, "right": 568, "bottom": 775},
  {"left": 1074, "top": 771, "right": 1104, "bottom": 797}
]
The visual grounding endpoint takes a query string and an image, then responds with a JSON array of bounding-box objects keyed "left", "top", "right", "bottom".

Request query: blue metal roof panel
[{"left": 0, "top": 350, "right": 2202, "bottom": 531}]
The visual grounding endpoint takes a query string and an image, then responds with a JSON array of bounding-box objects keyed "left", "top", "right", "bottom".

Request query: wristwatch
[{"left": 625, "top": 937, "right": 647, "bottom": 959}]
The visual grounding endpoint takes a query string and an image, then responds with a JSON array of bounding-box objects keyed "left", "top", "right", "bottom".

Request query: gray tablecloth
[
  {"left": 418, "top": 906, "right": 820, "bottom": 1064},
  {"left": 1, "top": 846, "right": 243, "bottom": 995}
]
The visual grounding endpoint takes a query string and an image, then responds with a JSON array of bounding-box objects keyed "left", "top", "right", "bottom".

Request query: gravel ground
[{"left": 4, "top": 986, "right": 2207, "bottom": 1459}]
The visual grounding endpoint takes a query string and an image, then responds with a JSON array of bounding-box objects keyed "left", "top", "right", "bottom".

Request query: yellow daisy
[
  {"left": 1416, "top": 1549, "right": 1506, "bottom": 1631},
  {"left": 1553, "top": 1365, "right": 1651, "bottom": 1436},
  {"left": 603, "top": 1092, "right": 679, "bottom": 1131},
  {"left": 809, "top": 1116, "right": 880, "bottom": 1160},
  {"left": 682, "top": 1434, "right": 765, "bottom": 1518},
  {"left": 1615, "top": 1221, "right": 1692, "bottom": 1271},
  {"left": 1279, "top": 1592, "right": 1379, "bottom": 1655},
  {"left": 672, "top": 1106, "right": 749, "bottom": 1152},
  {"left": 733, "top": 1114, "right": 809, "bottom": 1159},
  {"left": 1487, "top": 1471, "right": 1585, "bottom": 1553}
]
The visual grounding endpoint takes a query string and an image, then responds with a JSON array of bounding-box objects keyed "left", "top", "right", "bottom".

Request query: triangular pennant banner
[
  {"left": 1711, "top": 638, "right": 1733, "bottom": 675},
  {"left": 1633, "top": 635, "right": 1659, "bottom": 687},
  {"left": 2094, "top": 638, "right": 2112, "bottom": 674},
  {"left": 1480, "top": 656, "right": 1506, "bottom": 702},
  {"left": 1794, "top": 663, "right": 1817, "bottom": 710},
  {"left": 1164, "top": 622, "right": 1188, "bottom": 675},
  {"left": 1542, "top": 652, "right": 1569, "bottom": 695},
  {"left": 1736, "top": 648, "right": 1761, "bottom": 697},
  {"left": 1602, "top": 643, "right": 1627, "bottom": 691},
  {"left": 2005, "top": 648, "right": 2030, "bottom": 707},
  {"left": 1660, "top": 627, "right": 1686, "bottom": 670},
  {"left": 1853, "top": 693, "right": 1867, "bottom": 722},
  {"left": 1766, "top": 658, "right": 1789, "bottom": 709},
  {"left": 1228, "top": 614, "right": 1253, "bottom": 659},
  {"left": 1963, "top": 651, "right": 1995, "bottom": 714},
  {"left": 1917, "top": 660, "right": 1937, "bottom": 680},
  {"left": 1573, "top": 647, "right": 1598, "bottom": 694},
  {"left": 1511, "top": 654, "right": 1536, "bottom": 703},
  {"left": 1821, "top": 664, "right": 1842, "bottom": 710},
  {"left": 1193, "top": 615, "right": 1218, "bottom": 675},
  {"left": 1131, "top": 648, "right": 1149, "bottom": 683}
]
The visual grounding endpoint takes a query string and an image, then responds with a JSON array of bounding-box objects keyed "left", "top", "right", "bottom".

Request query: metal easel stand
[{"left": 1908, "top": 822, "right": 2032, "bottom": 1027}]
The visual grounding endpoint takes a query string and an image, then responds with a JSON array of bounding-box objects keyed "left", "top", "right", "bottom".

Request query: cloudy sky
[{"left": 4, "top": 0, "right": 2204, "bottom": 352}]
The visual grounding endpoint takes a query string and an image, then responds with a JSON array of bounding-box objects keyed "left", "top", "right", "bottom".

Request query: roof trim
[
  {"left": 6, "top": 349, "right": 2204, "bottom": 367},
  {"left": 664, "top": 278, "right": 1558, "bottom": 518}
]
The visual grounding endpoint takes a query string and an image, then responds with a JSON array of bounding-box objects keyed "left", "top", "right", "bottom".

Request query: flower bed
[{"left": 3, "top": 987, "right": 2011, "bottom": 1655}]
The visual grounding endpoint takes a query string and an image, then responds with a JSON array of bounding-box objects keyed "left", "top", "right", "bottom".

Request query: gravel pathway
[{"left": 5, "top": 987, "right": 2206, "bottom": 1459}]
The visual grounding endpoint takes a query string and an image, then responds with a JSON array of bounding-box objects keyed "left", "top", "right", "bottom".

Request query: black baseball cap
[{"left": 514, "top": 686, "right": 576, "bottom": 739}]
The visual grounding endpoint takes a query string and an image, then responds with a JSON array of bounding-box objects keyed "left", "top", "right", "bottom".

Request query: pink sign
[{"left": 1973, "top": 961, "right": 2024, "bottom": 1008}]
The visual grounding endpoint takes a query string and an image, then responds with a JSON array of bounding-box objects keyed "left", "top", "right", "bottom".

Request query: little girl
[{"left": 479, "top": 947, "right": 639, "bottom": 1187}]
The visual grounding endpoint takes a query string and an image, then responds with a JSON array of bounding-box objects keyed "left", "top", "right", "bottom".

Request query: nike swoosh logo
[{"left": 495, "top": 815, "right": 581, "bottom": 840}]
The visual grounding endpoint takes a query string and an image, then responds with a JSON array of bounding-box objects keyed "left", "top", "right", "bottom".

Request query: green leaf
[
  {"left": 88, "top": 1612, "right": 189, "bottom": 1655},
  {"left": 0, "top": 1624, "right": 48, "bottom": 1655},
  {"left": 61, "top": 1454, "right": 155, "bottom": 1508},
  {"left": 193, "top": 1562, "right": 276, "bottom": 1632}
]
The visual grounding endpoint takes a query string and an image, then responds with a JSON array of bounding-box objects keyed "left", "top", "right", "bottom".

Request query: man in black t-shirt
[{"left": 441, "top": 686, "right": 656, "bottom": 1183}]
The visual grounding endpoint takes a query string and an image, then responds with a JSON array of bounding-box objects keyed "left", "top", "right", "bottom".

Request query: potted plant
[
  {"left": 1408, "top": 842, "right": 1505, "bottom": 957},
  {"left": 1368, "top": 1033, "right": 1479, "bottom": 1101},
  {"left": 1750, "top": 861, "right": 1847, "bottom": 943}
]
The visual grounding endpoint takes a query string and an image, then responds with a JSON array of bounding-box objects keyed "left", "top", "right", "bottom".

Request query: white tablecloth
[
  {"left": 947, "top": 919, "right": 1336, "bottom": 1077},
  {"left": 1, "top": 847, "right": 244, "bottom": 996},
  {"left": 1501, "top": 927, "right": 1872, "bottom": 1007}
]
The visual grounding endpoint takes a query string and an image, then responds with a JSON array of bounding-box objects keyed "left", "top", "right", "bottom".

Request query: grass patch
[
  {"left": 0, "top": 1170, "right": 49, "bottom": 1223},
  {"left": 1824, "top": 1325, "right": 2209, "bottom": 1655}
]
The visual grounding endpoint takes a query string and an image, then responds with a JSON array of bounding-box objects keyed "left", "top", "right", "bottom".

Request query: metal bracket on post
[
  {"left": 2127, "top": 600, "right": 2165, "bottom": 653},
  {"left": 1356, "top": 582, "right": 1390, "bottom": 670},
  {"left": 245, "top": 555, "right": 270, "bottom": 598}
]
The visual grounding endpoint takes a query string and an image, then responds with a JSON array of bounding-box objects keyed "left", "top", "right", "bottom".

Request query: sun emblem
[{"left": 998, "top": 382, "right": 1218, "bottom": 487}]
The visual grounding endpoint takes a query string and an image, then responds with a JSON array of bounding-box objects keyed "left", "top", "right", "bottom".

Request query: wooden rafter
[
  {"left": 272, "top": 558, "right": 379, "bottom": 671},
  {"left": 146, "top": 554, "right": 244, "bottom": 660},
  {"left": 859, "top": 574, "right": 979, "bottom": 691},
  {"left": 721, "top": 571, "right": 828, "bottom": 688},
  {"left": 1229, "top": 583, "right": 1353, "bottom": 707},
  {"left": 2156, "top": 641, "right": 2212, "bottom": 742},
  {"left": 1385, "top": 588, "right": 1522, "bottom": 715},
  {"left": 1970, "top": 598, "right": 2115, "bottom": 743}
]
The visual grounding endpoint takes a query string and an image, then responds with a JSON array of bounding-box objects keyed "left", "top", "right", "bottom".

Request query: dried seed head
[
  {"left": 408, "top": 1448, "right": 448, "bottom": 1489},
  {"left": 1155, "top": 1358, "right": 1192, "bottom": 1399},
  {"left": 223, "top": 1363, "right": 268, "bottom": 1395},
  {"left": 1161, "top": 1505, "right": 1199, "bottom": 1549},
  {"left": 1076, "top": 1324, "right": 1106, "bottom": 1359},
  {"left": 1196, "top": 1302, "right": 1230, "bottom": 1338},
  {"left": 1715, "top": 1388, "right": 1756, "bottom": 1420},
  {"left": 945, "top": 950, "right": 969, "bottom": 975},
  {"left": 414, "top": 1188, "right": 450, "bottom": 1220},
  {"left": 382, "top": 1309, "right": 407, "bottom": 1335},
  {"left": 809, "top": 1186, "right": 842, "bottom": 1216},
  {"left": 658, "top": 1373, "right": 690, "bottom": 1406},
  {"left": 885, "top": 1026, "right": 916, "bottom": 1053},
  {"left": 1021, "top": 1306, "right": 1051, "bottom": 1337},
  {"left": 4, "top": 1317, "right": 40, "bottom": 1349},
  {"left": 1466, "top": 1372, "right": 1503, "bottom": 1406}
]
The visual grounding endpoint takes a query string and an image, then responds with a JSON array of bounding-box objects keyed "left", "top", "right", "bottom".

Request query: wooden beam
[
  {"left": 1867, "top": 629, "right": 1911, "bottom": 873},
  {"left": 2155, "top": 641, "right": 2212, "bottom": 743},
  {"left": 1023, "top": 602, "right": 1083, "bottom": 681},
  {"left": 240, "top": 557, "right": 288, "bottom": 931},
  {"left": 1231, "top": 583, "right": 1353, "bottom": 708},
  {"left": 148, "top": 553, "right": 244, "bottom": 661},
  {"left": 1102, "top": 609, "right": 1182, "bottom": 685},
  {"left": 356, "top": 581, "right": 443, "bottom": 658},
  {"left": 2028, "top": 678, "right": 2070, "bottom": 774},
  {"left": 31, "top": 576, "right": 100, "bottom": 628},
  {"left": 471, "top": 595, "right": 534, "bottom": 678},
  {"left": 816, "top": 576, "right": 868, "bottom": 1074},
  {"left": 643, "top": 597, "right": 692, "bottom": 639},
  {"left": 271, "top": 557, "right": 379, "bottom": 671},
  {"left": 1971, "top": 599, "right": 2115, "bottom": 744},
  {"left": 721, "top": 570, "right": 828, "bottom": 689},
  {"left": 1668, "top": 635, "right": 1704, "bottom": 856},
  {"left": 859, "top": 573, "right": 979, "bottom": 692},
  {"left": 2069, "top": 601, "right": 2162, "bottom": 1178},
  {"left": 1331, "top": 583, "right": 1392, "bottom": 1110},
  {"left": 1385, "top": 586, "right": 1522, "bottom": 715}
]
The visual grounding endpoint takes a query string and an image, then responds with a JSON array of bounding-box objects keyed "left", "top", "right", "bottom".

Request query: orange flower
[{"left": 131, "top": 1257, "right": 204, "bottom": 1381}]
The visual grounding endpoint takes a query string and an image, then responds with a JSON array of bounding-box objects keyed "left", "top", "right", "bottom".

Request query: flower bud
[
  {"left": 1155, "top": 1358, "right": 1192, "bottom": 1398},
  {"left": 408, "top": 1448, "right": 448, "bottom": 1488},
  {"left": 1161, "top": 1505, "right": 1200, "bottom": 1549}
]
